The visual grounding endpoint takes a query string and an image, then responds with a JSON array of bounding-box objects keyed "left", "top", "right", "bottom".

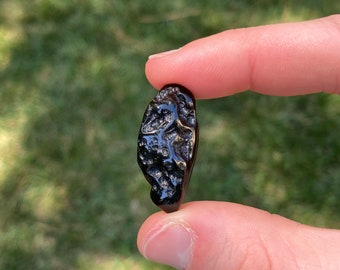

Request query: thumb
[{"left": 137, "top": 201, "right": 340, "bottom": 270}]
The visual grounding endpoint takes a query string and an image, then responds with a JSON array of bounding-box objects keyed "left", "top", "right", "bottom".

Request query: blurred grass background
[{"left": 0, "top": 0, "right": 340, "bottom": 269}]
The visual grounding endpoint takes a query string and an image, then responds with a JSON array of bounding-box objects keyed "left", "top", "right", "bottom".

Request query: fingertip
[
  {"left": 137, "top": 207, "right": 196, "bottom": 269},
  {"left": 137, "top": 203, "right": 193, "bottom": 252},
  {"left": 137, "top": 211, "right": 166, "bottom": 254},
  {"left": 138, "top": 202, "right": 340, "bottom": 269},
  {"left": 145, "top": 16, "right": 340, "bottom": 98},
  {"left": 145, "top": 39, "right": 248, "bottom": 99},
  {"left": 145, "top": 49, "right": 190, "bottom": 92}
]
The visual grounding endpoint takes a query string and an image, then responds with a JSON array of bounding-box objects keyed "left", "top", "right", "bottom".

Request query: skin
[{"left": 138, "top": 15, "right": 340, "bottom": 270}]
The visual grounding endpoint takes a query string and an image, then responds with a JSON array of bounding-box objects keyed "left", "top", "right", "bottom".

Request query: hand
[{"left": 138, "top": 15, "right": 340, "bottom": 270}]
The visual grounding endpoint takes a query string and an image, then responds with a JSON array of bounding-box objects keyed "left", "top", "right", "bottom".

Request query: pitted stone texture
[{"left": 137, "top": 85, "right": 198, "bottom": 212}]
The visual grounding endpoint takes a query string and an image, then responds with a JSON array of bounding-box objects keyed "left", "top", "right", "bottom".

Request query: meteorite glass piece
[{"left": 137, "top": 85, "right": 198, "bottom": 213}]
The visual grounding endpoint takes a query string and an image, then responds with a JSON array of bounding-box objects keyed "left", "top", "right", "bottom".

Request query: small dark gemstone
[{"left": 137, "top": 84, "right": 199, "bottom": 213}]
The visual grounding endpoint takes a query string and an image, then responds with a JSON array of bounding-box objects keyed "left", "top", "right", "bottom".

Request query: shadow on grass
[{"left": 0, "top": 1, "right": 339, "bottom": 269}]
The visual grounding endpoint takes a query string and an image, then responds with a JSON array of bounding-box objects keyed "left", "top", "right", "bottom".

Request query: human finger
[
  {"left": 146, "top": 15, "right": 340, "bottom": 99},
  {"left": 137, "top": 201, "right": 340, "bottom": 270}
]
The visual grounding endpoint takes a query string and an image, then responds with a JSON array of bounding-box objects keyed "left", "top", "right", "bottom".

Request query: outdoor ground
[{"left": 0, "top": 0, "right": 340, "bottom": 269}]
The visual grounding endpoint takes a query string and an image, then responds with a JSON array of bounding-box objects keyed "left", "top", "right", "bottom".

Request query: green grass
[{"left": 1, "top": 0, "right": 340, "bottom": 269}]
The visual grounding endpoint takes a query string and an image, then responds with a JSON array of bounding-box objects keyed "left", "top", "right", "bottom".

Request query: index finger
[{"left": 145, "top": 15, "right": 340, "bottom": 99}]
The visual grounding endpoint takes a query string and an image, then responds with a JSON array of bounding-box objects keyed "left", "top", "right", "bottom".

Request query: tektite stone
[{"left": 137, "top": 85, "right": 199, "bottom": 213}]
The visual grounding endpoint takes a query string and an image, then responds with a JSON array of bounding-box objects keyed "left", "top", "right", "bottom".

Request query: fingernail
[
  {"left": 148, "top": 48, "right": 180, "bottom": 59},
  {"left": 142, "top": 222, "right": 195, "bottom": 270}
]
